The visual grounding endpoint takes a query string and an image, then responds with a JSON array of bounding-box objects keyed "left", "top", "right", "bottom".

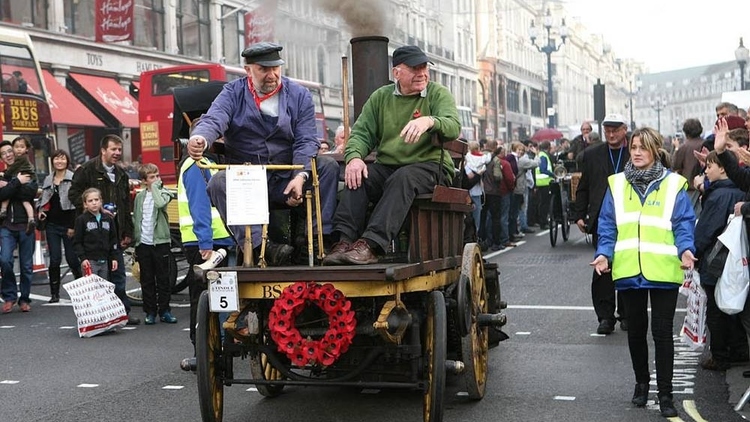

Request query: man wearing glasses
[
  {"left": 572, "top": 114, "right": 630, "bottom": 335},
  {"left": 0, "top": 141, "right": 37, "bottom": 313}
]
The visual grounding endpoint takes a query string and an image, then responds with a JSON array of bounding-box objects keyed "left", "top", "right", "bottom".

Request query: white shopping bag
[
  {"left": 62, "top": 271, "right": 128, "bottom": 338},
  {"left": 715, "top": 216, "right": 750, "bottom": 315},
  {"left": 679, "top": 270, "right": 707, "bottom": 351}
]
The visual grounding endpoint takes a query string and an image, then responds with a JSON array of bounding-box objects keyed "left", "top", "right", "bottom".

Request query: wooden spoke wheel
[
  {"left": 460, "top": 243, "right": 489, "bottom": 400},
  {"left": 561, "top": 189, "right": 570, "bottom": 242},
  {"left": 196, "top": 291, "right": 224, "bottom": 422},
  {"left": 249, "top": 343, "right": 285, "bottom": 397},
  {"left": 548, "top": 195, "right": 558, "bottom": 247},
  {"left": 423, "top": 290, "right": 447, "bottom": 422}
]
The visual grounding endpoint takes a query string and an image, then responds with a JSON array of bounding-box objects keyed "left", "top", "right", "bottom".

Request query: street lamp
[
  {"left": 626, "top": 80, "right": 638, "bottom": 131},
  {"left": 736, "top": 37, "right": 749, "bottom": 91},
  {"left": 650, "top": 98, "right": 667, "bottom": 134},
  {"left": 529, "top": 8, "right": 567, "bottom": 128}
]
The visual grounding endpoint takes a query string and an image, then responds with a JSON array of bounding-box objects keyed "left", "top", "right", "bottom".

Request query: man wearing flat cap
[
  {"left": 187, "top": 42, "right": 339, "bottom": 265},
  {"left": 571, "top": 112, "right": 630, "bottom": 335},
  {"left": 322, "top": 45, "right": 461, "bottom": 265}
]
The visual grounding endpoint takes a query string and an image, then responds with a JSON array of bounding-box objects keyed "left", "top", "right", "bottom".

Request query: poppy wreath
[{"left": 269, "top": 282, "right": 356, "bottom": 367}]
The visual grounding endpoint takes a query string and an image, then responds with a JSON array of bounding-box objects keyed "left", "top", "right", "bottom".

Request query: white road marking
[
  {"left": 59, "top": 326, "right": 76, "bottom": 330},
  {"left": 536, "top": 229, "right": 550, "bottom": 237},
  {"left": 515, "top": 332, "right": 531, "bottom": 335},
  {"left": 456, "top": 392, "right": 469, "bottom": 397},
  {"left": 483, "top": 241, "right": 526, "bottom": 259},
  {"left": 162, "top": 385, "right": 184, "bottom": 390},
  {"left": 77, "top": 384, "right": 99, "bottom": 388},
  {"left": 122, "top": 327, "right": 137, "bottom": 330},
  {"left": 0, "top": 380, "right": 20, "bottom": 384},
  {"left": 0, "top": 325, "right": 15, "bottom": 329},
  {"left": 590, "top": 333, "right": 606, "bottom": 337},
  {"left": 246, "top": 387, "right": 258, "bottom": 392},
  {"left": 553, "top": 396, "right": 576, "bottom": 401},
  {"left": 509, "top": 304, "right": 687, "bottom": 313}
]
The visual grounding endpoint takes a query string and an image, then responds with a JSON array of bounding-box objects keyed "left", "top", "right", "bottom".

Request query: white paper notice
[{"left": 226, "top": 165, "right": 269, "bottom": 225}]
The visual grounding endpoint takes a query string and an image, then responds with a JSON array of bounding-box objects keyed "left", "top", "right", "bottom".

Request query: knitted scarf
[{"left": 624, "top": 160, "right": 664, "bottom": 196}]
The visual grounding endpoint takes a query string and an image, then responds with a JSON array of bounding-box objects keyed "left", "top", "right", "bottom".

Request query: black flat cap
[
  {"left": 392, "top": 45, "right": 433, "bottom": 67},
  {"left": 242, "top": 42, "right": 285, "bottom": 66}
]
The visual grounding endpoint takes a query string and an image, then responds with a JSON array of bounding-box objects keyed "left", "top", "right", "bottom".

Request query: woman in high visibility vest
[{"left": 590, "top": 127, "right": 696, "bottom": 418}]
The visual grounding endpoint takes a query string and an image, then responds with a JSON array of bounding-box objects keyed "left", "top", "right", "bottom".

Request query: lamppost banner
[
  {"left": 244, "top": 0, "right": 277, "bottom": 46},
  {"left": 95, "top": 0, "right": 134, "bottom": 43}
]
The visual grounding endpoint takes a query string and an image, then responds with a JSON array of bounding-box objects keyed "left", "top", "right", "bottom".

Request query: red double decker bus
[
  {"left": 0, "top": 26, "right": 56, "bottom": 180},
  {"left": 138, "top": 63, "right": 328, "bottom": 184}
]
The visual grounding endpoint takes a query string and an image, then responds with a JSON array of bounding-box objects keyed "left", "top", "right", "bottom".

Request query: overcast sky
[{"left": 564, "top": 0, "right": 750, "bottom": 73}]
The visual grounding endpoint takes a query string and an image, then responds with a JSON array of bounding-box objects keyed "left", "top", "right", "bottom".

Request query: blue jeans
[
  {"left": 470, "top": 194, "right": 482, "bottom": 233},
  {"left": 0, "top": 227, "right": 34, "bottom": 304},
  {"left": 45, "top": 222, "right": 82, "bottom": 279},
  {"left": 519, "top": 188, "right": 530, "bottom": 231}
]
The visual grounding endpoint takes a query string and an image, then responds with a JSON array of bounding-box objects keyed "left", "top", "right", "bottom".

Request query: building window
[
  {"left": 134, "top": 0, "right": 165, "bottom": 51},
  {"left": 507, "top": 80, "right": 519, "bottom": 113},
  {"left": 221, "top": 5, "right": 244, "bottom": 66},
  {"left": 0, "top": 0, "right": 48, "bottom": 28},
  {"left": 177, "top": 0, "right": 210, "bottom": 58},
  {"left": 64, "top": 0, "right": 95, "bottom": 38}
]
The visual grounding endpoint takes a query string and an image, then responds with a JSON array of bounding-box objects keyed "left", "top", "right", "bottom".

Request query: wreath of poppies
[{"left": 268, "top": 282, "right": 356, "bottom": 367}]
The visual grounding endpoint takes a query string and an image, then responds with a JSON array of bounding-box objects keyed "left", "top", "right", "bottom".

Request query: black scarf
[{"left": 624, "top": 160, "right": 664, "bottom": 196}]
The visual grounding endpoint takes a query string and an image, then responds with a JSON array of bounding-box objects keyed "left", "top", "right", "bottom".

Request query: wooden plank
[{"left": 225, "top": 256, "right": 462, "bottom": 284}]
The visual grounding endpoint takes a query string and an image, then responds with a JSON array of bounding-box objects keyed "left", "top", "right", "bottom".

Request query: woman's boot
[{"left": 48, "top": 267, "right": 60, "bottom": 303}]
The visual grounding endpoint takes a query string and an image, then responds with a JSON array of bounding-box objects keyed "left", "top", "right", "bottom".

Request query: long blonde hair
[{"left": 630, "top": 127, "right": 671, "bottom": 168}]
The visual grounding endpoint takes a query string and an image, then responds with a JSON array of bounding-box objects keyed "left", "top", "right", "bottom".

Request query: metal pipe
[{"left": 341, "top": 55, "right": 350, "bottom": 143}]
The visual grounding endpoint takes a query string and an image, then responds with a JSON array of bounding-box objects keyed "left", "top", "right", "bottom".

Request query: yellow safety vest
[
  {"left": 177, "top": 158, "right": 231, "bottom": 244},
  {"left": 608, "top": 172, "right": 686, "bottom": 284},
  {"left": 535, "top": 151, "right": 552, "bottom": 187}
]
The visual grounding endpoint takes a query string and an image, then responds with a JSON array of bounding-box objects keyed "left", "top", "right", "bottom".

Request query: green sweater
[
  {"left": 132, "top": 181, "right": 176, "bottom": 247},
  {"left": 344, "top": 81, "right": 461, "bottom": 178}
]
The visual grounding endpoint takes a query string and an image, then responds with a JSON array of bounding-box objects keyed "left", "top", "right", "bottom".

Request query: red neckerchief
[
  {"left": 248, "top": 78, "right": 282, "bottom": 109},
  {"left": 470, "top": 151, "right": 484, "bottom": 156}
]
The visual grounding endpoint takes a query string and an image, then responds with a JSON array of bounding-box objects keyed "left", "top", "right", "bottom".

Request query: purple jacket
[{"left": 192, "top": 76, "right": 319, "bottom": 172}]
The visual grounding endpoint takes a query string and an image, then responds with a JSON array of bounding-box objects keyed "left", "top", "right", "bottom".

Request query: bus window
[{"left": 151, "top": 69, "right": 212, "bottom": 95}]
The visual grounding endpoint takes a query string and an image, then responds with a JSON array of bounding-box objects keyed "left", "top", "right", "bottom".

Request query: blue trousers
[{"left": 0, "top": 227, "right": 34, "bottom": 304}]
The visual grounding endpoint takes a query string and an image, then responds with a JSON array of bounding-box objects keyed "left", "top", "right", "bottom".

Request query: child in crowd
[
  {"left": 0, "top": 137, "right": 36, "bottom": 233},
  {"left": 132, "top": 163, "right": 177, "bottom": 325},
  {"left": 73, "top": 188, "right": 118, "bottom": 279},
  {"left": 694, "top": 151, "right": 745, "bottom": 371}
]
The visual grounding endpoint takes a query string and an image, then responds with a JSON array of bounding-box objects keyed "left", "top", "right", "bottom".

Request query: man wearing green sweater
[{"left": 322, "top": 45, "right": 461, "bottom": 265}]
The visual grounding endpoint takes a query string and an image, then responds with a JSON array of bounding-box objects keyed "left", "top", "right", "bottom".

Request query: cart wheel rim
[
  {"left": 424, "top": 291, "right": 446, "bottom": 422},
  {"left": 460, "top": 244, "right": 488, "bottom": 399}
]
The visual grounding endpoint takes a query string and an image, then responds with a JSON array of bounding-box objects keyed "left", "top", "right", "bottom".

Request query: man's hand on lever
[
  {"left": 283, "top": 173, "right": 306, "bottom": 207},
  {"left": 187, "top": 135, "right": 206, "bottom": 160}
]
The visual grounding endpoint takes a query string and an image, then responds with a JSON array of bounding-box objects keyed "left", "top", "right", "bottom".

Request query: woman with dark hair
[
  {"left": 37, "top": 149, "right": 82, "bottom": 302},
  {"left": 591, "top": 127, "right": 696, "bottom": 417}
]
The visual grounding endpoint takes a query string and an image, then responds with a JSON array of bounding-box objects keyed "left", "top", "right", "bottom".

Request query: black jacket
[
  {"left": 69, "top": 156, "right": 133, "bottom": 240},
  {"left": 0, "top": 176, "right": 38, "bottom": 225},
  {"left": 72, "top": 211, "right": 118, "bottom": 262},
  {"left": 571, "top": 142, "right": 629, "bottom": 235},
  {"left": 694, "top": 178, "right": 744, "bottom": 285}
]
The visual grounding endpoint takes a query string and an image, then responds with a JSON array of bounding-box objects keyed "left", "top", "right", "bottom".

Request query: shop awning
[
  {"left": 69, "top": 73, "right": 139, "bottom": 128},
  {"left": 42, "top": 70, "right": 104, "bottom": 127}
]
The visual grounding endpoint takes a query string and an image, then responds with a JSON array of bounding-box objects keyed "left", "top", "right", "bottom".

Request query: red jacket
[{"left": 498, "top": 157, "right": 516, "bottom": 195}]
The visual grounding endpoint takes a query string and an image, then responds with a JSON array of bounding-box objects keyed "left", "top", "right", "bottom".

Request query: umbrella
[
  {"left": 171, "top": 81, "right": 227, "bottom": 141},
  {"left": 531, "top": 128, "right": 564, "bottom": 142}
]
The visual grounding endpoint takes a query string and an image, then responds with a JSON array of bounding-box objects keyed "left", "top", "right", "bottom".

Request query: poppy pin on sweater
[{"left": 412, "top": 109, "right": 421, "bottom": 119}]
